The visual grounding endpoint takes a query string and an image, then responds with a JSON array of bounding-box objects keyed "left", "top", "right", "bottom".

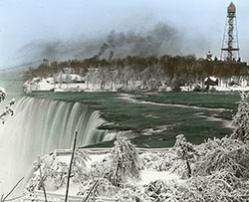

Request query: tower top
[
  {"left": 221, "top": 2, "right": 240, "bottom": 61},
  {"left": 228, "top": 2, "right": 236, "bottom": 13}
]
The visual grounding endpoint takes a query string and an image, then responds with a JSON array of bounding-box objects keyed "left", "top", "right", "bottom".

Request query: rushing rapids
[{"left": 0, "top": 96, "right": 106, "bottom": 194}]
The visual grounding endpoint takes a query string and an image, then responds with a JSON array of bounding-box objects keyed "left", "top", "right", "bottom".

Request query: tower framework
[{"left": 221, "top": 2, "right": 240, "bottom": 61}]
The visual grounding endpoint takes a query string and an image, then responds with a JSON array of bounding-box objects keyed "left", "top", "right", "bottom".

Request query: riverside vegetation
[{"left": 24, "top": 55, "right": 249, "bottom": 91}]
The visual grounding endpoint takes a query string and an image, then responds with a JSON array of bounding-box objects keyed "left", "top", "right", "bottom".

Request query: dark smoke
[
  {"left": 18, "top": 38, "right": 103, "bottom": 62},
  {"left": 18, "top": 22, "right": 205, "bottom": 62},
  {"left": 90, "top": 23, "right": 182, "bottom": 60}
]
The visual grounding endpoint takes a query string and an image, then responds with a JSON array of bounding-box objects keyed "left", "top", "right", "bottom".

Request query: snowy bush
[
  {"left": 140, "top": 151, "right": 177, "bottom": 171},
  {"left": 89, "top": 156, "right": 112, "bottom": 178},
  {"left": 232, "top": 92, "right": 249, "bottom": 142},
  {"left": 71, "top": 149, "right": 89, "bottom": 183},
  {"left": 142, "top": 180, "right": 188, "bottom": 202},
  {"left": 174, "top": 134, "right": 197, "bottom": 160},
  {"left": 194, "top": 138, "right": 249, "bottom": 178},
  {"left": 24, "top": 121, "right": 249, "bottom": 202},
  {"left": 109, "top": 137, "right": 140, "bottom": 186},
  {"left": 197, "top": 136, "right": 242, "bottom": 155},
  {"left": 95, "top": 178, "right": 118, "bottom": 196},
  {"left": 26, "top": 149, "right": 90, "bottom": 193},
  {"left": 0, "top": 87, "right": 6, "bottom": 102},
  {"left": 180, "top": 173, "right": 249, "bottom": 202},
  {"left": 77, "top": 178, "right": 117, "bottom": 197},
  {"left": 41, "top": 157, "right": 68, "bottom": 190},
  {"left": 0, "top": 87, "right": 15, "bottom": 124},
  {"left": 173, "top": 134, "right": 197, "bottom": 178},
  {"left": 26, "top": 154, "right": 68, "bottom": 192}
]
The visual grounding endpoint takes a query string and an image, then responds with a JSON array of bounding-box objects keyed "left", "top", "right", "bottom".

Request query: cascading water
[{"left": 0, "top": 96, "right": 106, "bottom": 194}]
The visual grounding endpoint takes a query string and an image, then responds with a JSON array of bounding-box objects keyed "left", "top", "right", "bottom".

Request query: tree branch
[{"left": 2, "top": 177, "right": 24, "bottom": 202}]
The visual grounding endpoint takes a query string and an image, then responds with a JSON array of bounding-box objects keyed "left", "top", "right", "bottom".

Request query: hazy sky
[{"left": 0, "top": 0, "right": 248, "bottom": 68}]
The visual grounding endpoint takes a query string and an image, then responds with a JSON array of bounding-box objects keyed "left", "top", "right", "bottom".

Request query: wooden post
[
  {"left": 38, "top": 157, "right": 48, "bottom": 202},
  {"left": 65, "top": 130, "right": 78, "bottom": 202}
]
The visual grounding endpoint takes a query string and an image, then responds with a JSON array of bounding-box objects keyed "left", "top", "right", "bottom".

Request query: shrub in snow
[
  {"left": 95, "top": 178, "right": 118, "bottom": 197},
  {"left": 140, "top": 151, "right": 177, "bottom": 171},
  {"left": 140, "top": 171, "right": 249, "bottom": 202},
  {"left": 194, "top": 137, "right": 249, "bottom": 178},
  {"left": 71, "top": 149, "right": 89, "bottom": 183},
  {"left": 0, "top": 95, "right": 15, "bottom": 124},
  {"left": 232, "top": 92, "right": 249, "bottom": 142},
  {"left": 109, "top": 137, "right": 140, "bottom": 186},
  {"left": 145, "top": 180, "right": 166, "bottom": 199},
  {"left": 116, "top": 188, "right": 142, "bottom": 202},
  {"left": 0, "top": 87, "right": 6, "bottom": 102},
  {"left": 181, "top": 173, "right": 249, "bottom": 202},
  {"left": 174, "top": 134, "right": 197, "bottom": 178},
  {"left": 42, "top": 159, "right": 68, "bottom": 190},
  {"left": 197, "top": 136, "right": 242, "bottom": 155},
  {"left": 78, "top": 178, "right": 117, "bottom": 197},
  {"left": 140, "top": 152, "right": 162, "bottom": 170},
  {"left": 174, "top": 134, "right": 196, "bottom": 158},
  {"left": 26, "top": 154, "right": 68, "bottom": 192},
  {"left": 89, "top": 156, "right": 112, "bottom": 179},
  {"left": 143, "top": 180, "right": 187, "bottom": 202}
]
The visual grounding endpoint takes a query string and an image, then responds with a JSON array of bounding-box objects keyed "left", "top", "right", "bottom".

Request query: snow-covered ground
[
  {"left": 24, "top": 148, "right": 185, "bottom": 201},
  {"left": 138, "top": 170, "right": 182, "bottom": 185},
  {"left": 23, "top": 72, "right": 249, "bottom": 93},
  {"left": 23, "top": 129, "right": 249, "bottom": 202}
]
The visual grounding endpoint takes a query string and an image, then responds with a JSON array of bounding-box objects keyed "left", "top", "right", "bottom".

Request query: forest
[{"left": 24, "top": 55, "right": 249, "bottom": 90}]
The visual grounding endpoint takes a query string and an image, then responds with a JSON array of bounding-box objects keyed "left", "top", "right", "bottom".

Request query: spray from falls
[{"left": 0, "top": 96, "right": 106, "bottom": 194}]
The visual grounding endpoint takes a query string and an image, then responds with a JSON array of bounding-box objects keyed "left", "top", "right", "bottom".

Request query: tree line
[{"left": 24, "top": 55, "right": 249, "bottom": 89}]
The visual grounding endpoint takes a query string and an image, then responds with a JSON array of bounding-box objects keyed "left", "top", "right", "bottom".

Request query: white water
[
  {"left": 0, "top": 96, "right": 106, "bottom": 194},
  {"left": 119, "top": 93, "right": 229, "bottom": 112}
]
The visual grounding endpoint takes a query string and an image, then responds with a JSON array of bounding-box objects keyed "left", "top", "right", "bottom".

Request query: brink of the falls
[{"left": 0, "top": 96, "right": 106, "bottom": 194}]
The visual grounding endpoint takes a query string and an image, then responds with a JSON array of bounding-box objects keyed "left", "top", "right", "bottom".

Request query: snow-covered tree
[
  {"left": 0, "top": 88, "right": 15, "bottom": 124},
  {"left": 232, "top": 92, "right": 249, "bottom": 142},
  {"left": 72, "top": 149, "right": 89, "bottom": 183},
  {"left": 109, "top": 137, "right": 140, "bottom": 186},
  {"left": 0, "top": 87, "right": 6, "bottom": 102},
  {"left": 174, "top": 134, "right": 196, "bottom": 177}
]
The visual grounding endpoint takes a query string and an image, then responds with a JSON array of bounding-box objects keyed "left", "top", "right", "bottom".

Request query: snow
[
  {"left": 196, "top": 112, "right": 233, "bottom": 129},
  {"left": 25, "top": 149, "right": 184, "bottom": 200},
  {"left": 57, "top": 153, "right": 109, "bottom": 170},
  {"left": 0, "top": 87, "right": 6, "bottom": 94},
  {"left": 24, "top": 71, "right": 249, "bottom": 93},
  {"left": 138, "top": 170, "right": 182, "bottom": 185},
  {"left": 204, "top": 76, "right": 218, "bottom": 82},
  {"left": 142, "top": 125, "right": 168, "bottom": 136},
  {"left": 53, "top": 182, "right": 79, "bottom": 195},
  {"left": 23, "top": 77, "right": 54, "bottom": 93},
  {"left": 57, "top": 155, "right": 70, "bottom": 164},
  {"left": 85, "top": 154, "right": 109, "bottom": 170},
  {"left": 214, "top": 86, "right": 249, "bottom": 91}
]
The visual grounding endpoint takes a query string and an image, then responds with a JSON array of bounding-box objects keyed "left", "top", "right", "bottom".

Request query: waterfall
[{"left": 0, "top": 96, "right": 106, "bottom": 194}]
